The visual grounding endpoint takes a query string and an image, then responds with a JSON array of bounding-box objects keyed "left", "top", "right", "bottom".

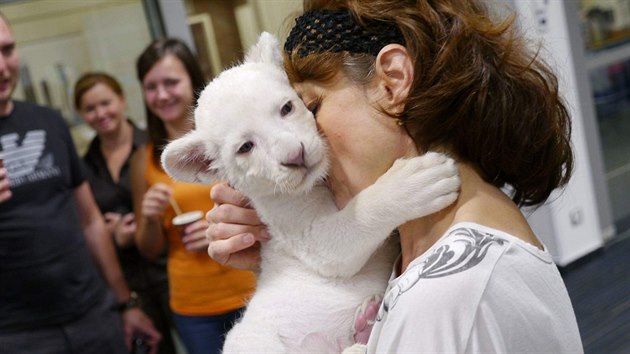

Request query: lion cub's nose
[{"left": 281, "top": 143, "right": 305, "bottom": 168}]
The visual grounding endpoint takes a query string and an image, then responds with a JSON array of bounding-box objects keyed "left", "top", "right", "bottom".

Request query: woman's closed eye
[{"left": 307, "top": 102, "right": 320, "bottom": 118}]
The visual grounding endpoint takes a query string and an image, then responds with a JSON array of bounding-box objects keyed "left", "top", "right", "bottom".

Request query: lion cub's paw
[
  {"left": 375, "top": 152, "right": 460, "bottom": 219},
  {"left": 353, "top": 294, "right": 382, "bottom": 344}
]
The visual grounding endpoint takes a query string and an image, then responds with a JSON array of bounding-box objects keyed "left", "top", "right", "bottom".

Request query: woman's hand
[
  {"left": 103, "top": 212, "right": 122, "bottom": 235},
  {"left": 205, "top": 182, "right": 270, "bottom": 270},
  {"left": 141, "top": 183, "right": 172, "bottom": 222},
  {"left": 105, "top": 212, "right": 137, "bottom": 248},
  {"left": 181, "top": 218, "right": 210, "bottom": 252}
]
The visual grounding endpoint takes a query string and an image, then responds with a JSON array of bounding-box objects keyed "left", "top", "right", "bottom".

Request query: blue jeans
[{"left": 173, "top": 308, "right": 244, "bottom": 354}]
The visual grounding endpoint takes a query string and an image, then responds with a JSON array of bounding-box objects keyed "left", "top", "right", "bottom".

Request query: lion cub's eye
[
  {"left": 280, "top": 101, "right": 293, "bottom": 117},
  {"left": 237, "top": 141, "right": 254, "bottom": 154}
]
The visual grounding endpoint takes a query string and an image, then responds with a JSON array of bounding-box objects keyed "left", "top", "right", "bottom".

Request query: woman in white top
[{"left": 205, "top": 0, "right": 583, "bottom": 352}]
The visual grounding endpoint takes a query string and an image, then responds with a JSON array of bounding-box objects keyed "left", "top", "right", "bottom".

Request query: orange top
[{"left": 145, "top": 145, "right": 256, "bottom": 315}]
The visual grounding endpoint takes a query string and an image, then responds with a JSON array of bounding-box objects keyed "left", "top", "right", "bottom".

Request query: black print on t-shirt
[{"left": 0, "top": 130, "right": 61, "bottom": 188}]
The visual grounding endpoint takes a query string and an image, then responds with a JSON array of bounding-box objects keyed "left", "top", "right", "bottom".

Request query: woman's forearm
[{"left": 135, "top": 218, "right": 167, "bottom": 259}]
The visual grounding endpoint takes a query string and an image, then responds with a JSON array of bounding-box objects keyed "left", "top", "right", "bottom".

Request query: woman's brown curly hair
[{"left": 284, "top": 0, "right": 573, "bottom": 207}]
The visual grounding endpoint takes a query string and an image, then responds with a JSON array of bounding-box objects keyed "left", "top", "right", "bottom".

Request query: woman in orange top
[{"left": 130, "top": 38, "right": 256, "bottom": 354}]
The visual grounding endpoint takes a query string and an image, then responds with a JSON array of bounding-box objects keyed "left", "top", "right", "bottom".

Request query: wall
[{"left": 182, "top": 0, "right": 301, "bottom": 78}]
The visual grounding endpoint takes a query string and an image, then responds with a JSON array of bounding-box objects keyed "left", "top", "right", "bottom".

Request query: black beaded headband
[{"left": 284, "top": 8, "right": 405, "bottom": 57}]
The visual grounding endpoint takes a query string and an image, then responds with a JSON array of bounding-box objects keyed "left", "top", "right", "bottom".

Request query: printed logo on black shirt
[{"left": 0, "top": 130, "right": 61, "bottom": 188}]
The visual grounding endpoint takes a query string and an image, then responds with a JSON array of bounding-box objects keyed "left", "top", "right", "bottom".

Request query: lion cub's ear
[
  {"left": 244, "top": 32, "right": 282, "bottom": 66},
  {"left": 162, "top": 131, "right": 220, "bottom": 185}
]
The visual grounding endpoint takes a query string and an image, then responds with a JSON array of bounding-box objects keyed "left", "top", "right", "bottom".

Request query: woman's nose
[
  {"left": 156, "top": 85, "right": 169, "bottom": 100},
  {"left": 95, "top": 106, "right": 107, "bottom": 117}
]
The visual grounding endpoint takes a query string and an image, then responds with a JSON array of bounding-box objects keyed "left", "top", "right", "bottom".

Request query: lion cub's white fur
[{"left": 162, "top": 33, "right": 459, "bottom": 353}]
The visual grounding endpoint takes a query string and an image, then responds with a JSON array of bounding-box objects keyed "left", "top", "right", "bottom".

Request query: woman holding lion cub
[
  {"left": 207, "top": 0, "right": 582, "bottom": 352},
  {"left": 130, "top": 38, "right": 256, "bottom": 354}
]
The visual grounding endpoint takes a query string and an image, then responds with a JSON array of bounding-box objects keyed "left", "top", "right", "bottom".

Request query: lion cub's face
[{"left": 162, "top": 33, "right": 329, "bottom": 197}]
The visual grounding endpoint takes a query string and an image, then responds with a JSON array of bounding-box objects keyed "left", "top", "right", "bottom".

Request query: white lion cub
[{"left": 161, "top": 32, "right": 459, "bottom": 353}]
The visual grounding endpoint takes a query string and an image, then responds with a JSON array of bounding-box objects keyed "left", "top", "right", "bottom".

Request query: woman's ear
[{"left": 374, "top": 44, "right": 414, "bottom": 110}]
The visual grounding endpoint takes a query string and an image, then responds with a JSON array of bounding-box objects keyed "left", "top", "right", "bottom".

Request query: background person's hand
[
  {"left": 105, "top": 212, "right": 137, "bottom": 248},
  {"left": 121, "top": 307, "right": 162, "bottom": 354},
  {"left": 141, "top": 183, "right": 172, "bottom": 222},
  {"left": 104, "top": 212, "right": 122, "bottom": 235},
  {"left": 206, "top": 182, "right": 270, "bottom": 270}
]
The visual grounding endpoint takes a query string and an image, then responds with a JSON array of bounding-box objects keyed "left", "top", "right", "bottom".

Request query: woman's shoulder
[
  {"left": 405, "top": 224, "right": 510, "bottom": 285},
  {"left": 385, "top": 224, "right": 508, "bottom": 310},
  {"left": 374, "top": 223, "right": 578, "bottom": 354},
  {"left": 449, "top": 224, "right": 581, "bottom": 353},
  {"left": 386, "top": 222, "right": 553, "bottom": 310},
  {"left": 375, "top": 223, "right": 511, "bottom": 351},
  {"left": 453, "top": 186, "right": 545, "bottom": 250},
  {"left": 379, "top": 222, "right": 558, "bottom": 337},
  {"left": 389, "top": 222, "right": 559, "bottom": 320},
  {"left": 449, "top": 222, "right": 550, "bottom": 255}
]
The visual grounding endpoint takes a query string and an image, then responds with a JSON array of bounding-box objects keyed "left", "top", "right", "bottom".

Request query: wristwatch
[{"left": 116, "top": 291, "right": 141, "bottom": 312}]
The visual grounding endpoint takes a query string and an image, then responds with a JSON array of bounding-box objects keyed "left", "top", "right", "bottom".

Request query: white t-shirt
[{"left": 367, "top": 222, "right": 583, "bottom": 353}]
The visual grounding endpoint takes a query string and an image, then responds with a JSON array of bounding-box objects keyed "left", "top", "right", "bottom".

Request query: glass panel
[
  {"left": 589, "top": 61, "right": 630, "bottom": 232},
  {"left": 3, "top": 0, "right": 153, "bottom": 154},
  {"left": 581, "top": 0, "right": 630, "bottom": 232}
]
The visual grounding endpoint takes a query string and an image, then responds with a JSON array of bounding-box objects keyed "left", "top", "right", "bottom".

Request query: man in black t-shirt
[{"left": 0, "top": 12, "right": 161, "bottom": 354}]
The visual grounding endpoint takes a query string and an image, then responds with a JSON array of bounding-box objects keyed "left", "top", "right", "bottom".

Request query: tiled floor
[{"left": 561, "top": 232, "right": 630, "bottom": 353}]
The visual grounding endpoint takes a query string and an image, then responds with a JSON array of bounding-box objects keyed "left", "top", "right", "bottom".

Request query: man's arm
[
  {"left": 73, "top": 182, "right": 161, "bottom": 352},
  {"left": 74, "top": 181, "right": 131, "bottom": 301}
]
